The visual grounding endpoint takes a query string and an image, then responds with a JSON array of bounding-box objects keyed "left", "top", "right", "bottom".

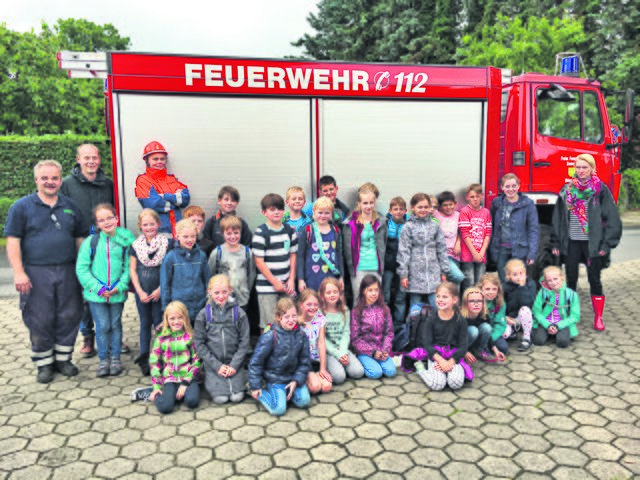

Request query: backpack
[
  {"left": 258, "top": 223, "right": 296, "bottom": 250},
  {"left": 205, "top": 303, "right": 239, "bottom": 323},
  {"left": 392, "top": 303, "right": 432, "bottom": 353},
  {"left": 213, "top": 245, "right": 251, "bottom": 280},
  {"left": 304, "top": 223, "right": 340, "bottom": 244}
]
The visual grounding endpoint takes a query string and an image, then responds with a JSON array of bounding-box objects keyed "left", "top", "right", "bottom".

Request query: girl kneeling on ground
[
  {"left": 414, "top": 282, "right": 470, "bottom": 391},
  {"left": 350, "top": 274, "right": 396, "bottom": 379},
  {"left": 149, "top": 301, "right": 201, "bottom": 414}
]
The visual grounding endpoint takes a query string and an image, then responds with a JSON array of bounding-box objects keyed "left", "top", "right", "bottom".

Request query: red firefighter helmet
[{"left": 142, "top": 141, "right": 168, "bottom": 160}]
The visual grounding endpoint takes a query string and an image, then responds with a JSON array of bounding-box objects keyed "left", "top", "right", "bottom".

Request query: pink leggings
[{"left": 503, "top": 306, "right": 532, "bottom": 341}]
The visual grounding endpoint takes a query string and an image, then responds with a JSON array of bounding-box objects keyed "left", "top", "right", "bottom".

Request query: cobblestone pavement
[{"left": 0, "top": 262, "right": 639, "bottom": 479}]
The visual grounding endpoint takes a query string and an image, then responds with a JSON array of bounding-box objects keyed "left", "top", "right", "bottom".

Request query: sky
[{"left": 3, "top": 0, "right": 319, "bottom": 57}]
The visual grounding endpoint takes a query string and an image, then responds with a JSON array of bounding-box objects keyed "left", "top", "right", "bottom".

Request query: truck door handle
[{"left": 534, "top": 161, "right": 552, "bottom": 167}]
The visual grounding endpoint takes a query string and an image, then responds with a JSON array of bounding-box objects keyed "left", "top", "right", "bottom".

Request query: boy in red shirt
[{"left": 459, "top": 184, "right": 492, "bottom": 295}]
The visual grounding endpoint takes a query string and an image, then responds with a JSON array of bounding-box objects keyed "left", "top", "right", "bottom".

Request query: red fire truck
[{"left": 100, "top": 52, "right": 633, "bottom": 229}]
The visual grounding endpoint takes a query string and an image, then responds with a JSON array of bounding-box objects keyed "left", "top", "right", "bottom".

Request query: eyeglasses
[
  {"left": 97, "top": 216, "right": 116, "bottom": 224},
  {"left": 467, "top": 299, "right": 484, "bottom": 304},
  {"left": 50, "top": 213, "right": 61, "bottom": 230}
]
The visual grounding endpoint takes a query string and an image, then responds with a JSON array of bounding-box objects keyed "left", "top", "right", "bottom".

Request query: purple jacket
[
  {"left": 350, "top": 304, "right": 394, "bottom": 356},
  {"left": 342, "top": 211, "right": 388, "bottom": 276}
]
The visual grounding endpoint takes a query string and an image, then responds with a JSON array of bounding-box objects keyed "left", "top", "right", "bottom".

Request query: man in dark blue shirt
[{"left": 5, "top": 160, "right": 88, "bottom": 383}]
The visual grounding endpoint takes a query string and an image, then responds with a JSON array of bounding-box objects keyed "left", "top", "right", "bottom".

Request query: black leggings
[{"left": 565, "top": 240, "right": 603, "bottom": 296}]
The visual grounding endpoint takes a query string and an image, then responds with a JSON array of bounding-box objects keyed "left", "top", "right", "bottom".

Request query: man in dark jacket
[{"left": 61, "top": 144, "right": 126, "bottom": 357}]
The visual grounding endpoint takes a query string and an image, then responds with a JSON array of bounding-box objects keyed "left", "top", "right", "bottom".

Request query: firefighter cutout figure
[{"left": 134, "top": 141, "right": 190, "bottom": 236}]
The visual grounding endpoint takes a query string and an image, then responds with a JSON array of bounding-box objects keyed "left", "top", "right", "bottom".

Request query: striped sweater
[{"left": 150, "top": 327, "right": 201, "bottom": 391}]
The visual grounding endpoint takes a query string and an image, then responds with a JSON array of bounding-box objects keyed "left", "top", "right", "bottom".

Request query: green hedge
[
  {"left": 0, "top": 134, "right": 111, "bottom": 199},
  {"left": 624, "top": 168, "right": 640, "bottom": 209}
]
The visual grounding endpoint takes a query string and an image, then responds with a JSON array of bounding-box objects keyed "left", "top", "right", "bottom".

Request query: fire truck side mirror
[{"left": 624, "top": 89, "right": 635, "bottom": 125}]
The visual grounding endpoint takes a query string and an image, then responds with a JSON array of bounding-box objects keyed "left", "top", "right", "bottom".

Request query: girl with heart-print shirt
[{"left": 297, "top": 196, "right": 344, "bottom": 292}]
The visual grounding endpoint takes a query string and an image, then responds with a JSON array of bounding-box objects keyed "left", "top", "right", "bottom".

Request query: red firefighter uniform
[{"left": 134, "top": 141, "right": 190, "bottom": 235}]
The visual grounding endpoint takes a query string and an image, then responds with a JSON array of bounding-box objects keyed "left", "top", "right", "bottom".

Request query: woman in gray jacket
[{"left": 397, "top": 193, "right": 450, "bottom": 309}]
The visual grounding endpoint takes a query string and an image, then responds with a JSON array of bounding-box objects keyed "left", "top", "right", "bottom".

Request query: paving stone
[
  {"left": 354, "top": 422, "right": 390, "bottom": 440},
  {"left": 215, "top": 441, "right": 250, "bottom": 461},
  {"left": 404, "top": 466, "right": 446, "bottom": 480},
  {"left": 580, "top": 441, "right": 623, "bottom": 461},
  {"left": 298, "top": 462, "right": 338, "bottom": 480},
  {"left": 606, "top": 421, "right": 640, "bottom": 439},
  {"left": 310, "top": 443, "right": 348, "bottom": 463},
  {"left": 93, "top": 458, "right": 136, "bottom": 478},
  {"left": 414, "top": 430, "right": 452, "bottom": 449},
  {"left": 175, "top": 447, "right": 212, "bottom": 467},
  {"left": 551, "top": 466, "right": 597, "bottom": 480},
  {"left": 80, "top": 444, "right": 119, "bottom": 463},
  {"left": 93, "top": 416, "right": 127, "bottom": 433},
  {"left": 368, "top": 395, "right": 400, "bottom": 409},
  {"left": 7, "top": 465, "right": 51, "bottom": 480},
  {"left": 50, "top": 461, "right": 95, "bottom": 480},
  {"left": 409, "top": 447, "right": 449, "bottom": 468},
  {"left": 614, "top": 437, "right": 640, "bottom": 455},
  {"left": 575, "top": 425, "right": 616, "bottom": 443},
  {"left": 156, "top": 467, "right": 194, "bottom": 480},
  {"left": 195, "top": 429, "right": 230, "bottom": 448},
  {"left": 374, "top": 451, "right": 413, "bottom": 473},
  {"left": 298, "top": 416, "right": 331, "bottom": 432},
  {"left": 514, "top": 452, "right": 555, "bottom": 473},
  {"left": 27, "top": 433, "right": 67, "bottom": 452},
  {"left": 478, "top": 438, "right": 518, "bottom": 457},
  {"left": 478, "top": 456, "right": 521, "bottom": 477},
  {"left": 585, "top": 459, "right": 633, "bottom": 480},
  {"left": 273, "top": 448, "right": 311, "bottom": 469},
  {"left": 336, "top": 456, "right": 376, "bottom": 479},
  {"left": 213, "top": 414, "right": 245, "bottom": 431},
  {"left": 320, "top": 426, "right": 356, "bottom": 445},
  {"left": 120, "top": 440, "right": 158, "bottom": 460},
  {"left": 195, "top": 459, "right": 234, "bottom": 478},
  {"left": 441, "top": 461, "right": 484, "bottom": 480},
  {"left": 106, "top": 428, "right": 141, "bottom": 446},
  {"left": 448, "top": 426, "right": 485, "bottom": 445},
  {"left": 346, "top": 438, "right": 383, "bottom": 457},
  {"left": 258, "top": 467, "right": 296, "bottom": 480},
  {"left": 543, "top": 430, "right": 584, "bottom": 449},
  {"left": 250, "top": 437, "right": 286, "bottom": 456},
  {"left": 234, "top": 454, "right": 272, "bottom": 476},
  {"left": 446, "top": 443, "right": 484, "bottom": 462},
  {"left": 16, "top": 421, "right": 55, "bottom": 439},
  {"left": 570, "top": 411, "right": 608, "bottom": 427},
  {"left": 380, "top": 434, "right": 417, "bottom": 453},
  {"left": 330, "top": 411, "right": 364, "bottom": 428},
  {"left": 547, "top": 446, "right": 589, "bottom": 467}
]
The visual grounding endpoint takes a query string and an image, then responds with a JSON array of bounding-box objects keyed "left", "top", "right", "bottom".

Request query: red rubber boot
[{"left": 591, "top": 295, "right": 605, "bottom": 331}]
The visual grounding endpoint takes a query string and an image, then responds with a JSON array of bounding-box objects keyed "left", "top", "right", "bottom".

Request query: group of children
[{"left": 75, "top": 174, "right": 580, "bottom": 416}]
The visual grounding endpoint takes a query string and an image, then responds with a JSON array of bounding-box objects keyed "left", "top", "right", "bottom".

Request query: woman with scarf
[{"left": 551, "top": 154, "right": 622, "bottom": 331}]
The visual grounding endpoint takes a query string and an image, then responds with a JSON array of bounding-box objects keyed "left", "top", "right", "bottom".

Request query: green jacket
[
  {"left": 532, "top": 282, "right": 580, "bottom": 338},
  {"left": 76, "top": 227, "right": 135, "bottom": 303},
  {"left": 487, "top": 300, "right": 507, "bottom": 342}
]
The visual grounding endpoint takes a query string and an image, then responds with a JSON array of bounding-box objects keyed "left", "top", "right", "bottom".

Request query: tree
[
  {"left": 456, "top": 15, "right": 586, "bottom": 74},
  {"left": 293, "top": 0, "right": 462, "bottom": 64},
  {"left": 0, "top": 19, "right": 130, "bottom": 135}
]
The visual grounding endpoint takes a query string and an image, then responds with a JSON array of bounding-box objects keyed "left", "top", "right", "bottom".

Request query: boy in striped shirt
[{"left": 252, "top": 194, "right": 298, "bottom": 332}]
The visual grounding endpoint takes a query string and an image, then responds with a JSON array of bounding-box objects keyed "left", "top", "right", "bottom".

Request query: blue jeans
[
  {"left": 135, "top": 294, "right": 163, "bottom": 355},
  {"left": 491, "top": 336, "right": 509, "bottom": 355},
  {"left": 409, "top": 293, "right": 436, "bottom": 310},
  {"left": 460, "top": 262, "right": 487, "bottom": 295},
  {"left": 79, "top": 302, "right": 94, "bottom": 337},
  {"left": 496, "top": 248, "right": 513, "bottom": 282},
  {"left": 467, "top": 323, "right": 492, "bottom": 353},
  {"left": 382, "top": 270, "right": 407, "bottom": 325},
  {"left": 358, "top": 355, "right": 396, "bottom": 379},
  {"left": 154, "top": 381, "right": 200, "bottom": 414},
  {"left": 447, "top": 258, "right": 465, "bottom": 286},
  {"left": 89, "top": 302, "right": 124, "bottom": 361},
  {"left": 258, "top": 383, "right": 310, "bottom": 416}
]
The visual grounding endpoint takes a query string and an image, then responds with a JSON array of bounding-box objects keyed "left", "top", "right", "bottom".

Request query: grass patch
[
  {"left": 447, "top": 408, "right": 462, "bottom": 417},
  {"left": 534, "top": 400, "right": 544, "bottom": 409}
]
